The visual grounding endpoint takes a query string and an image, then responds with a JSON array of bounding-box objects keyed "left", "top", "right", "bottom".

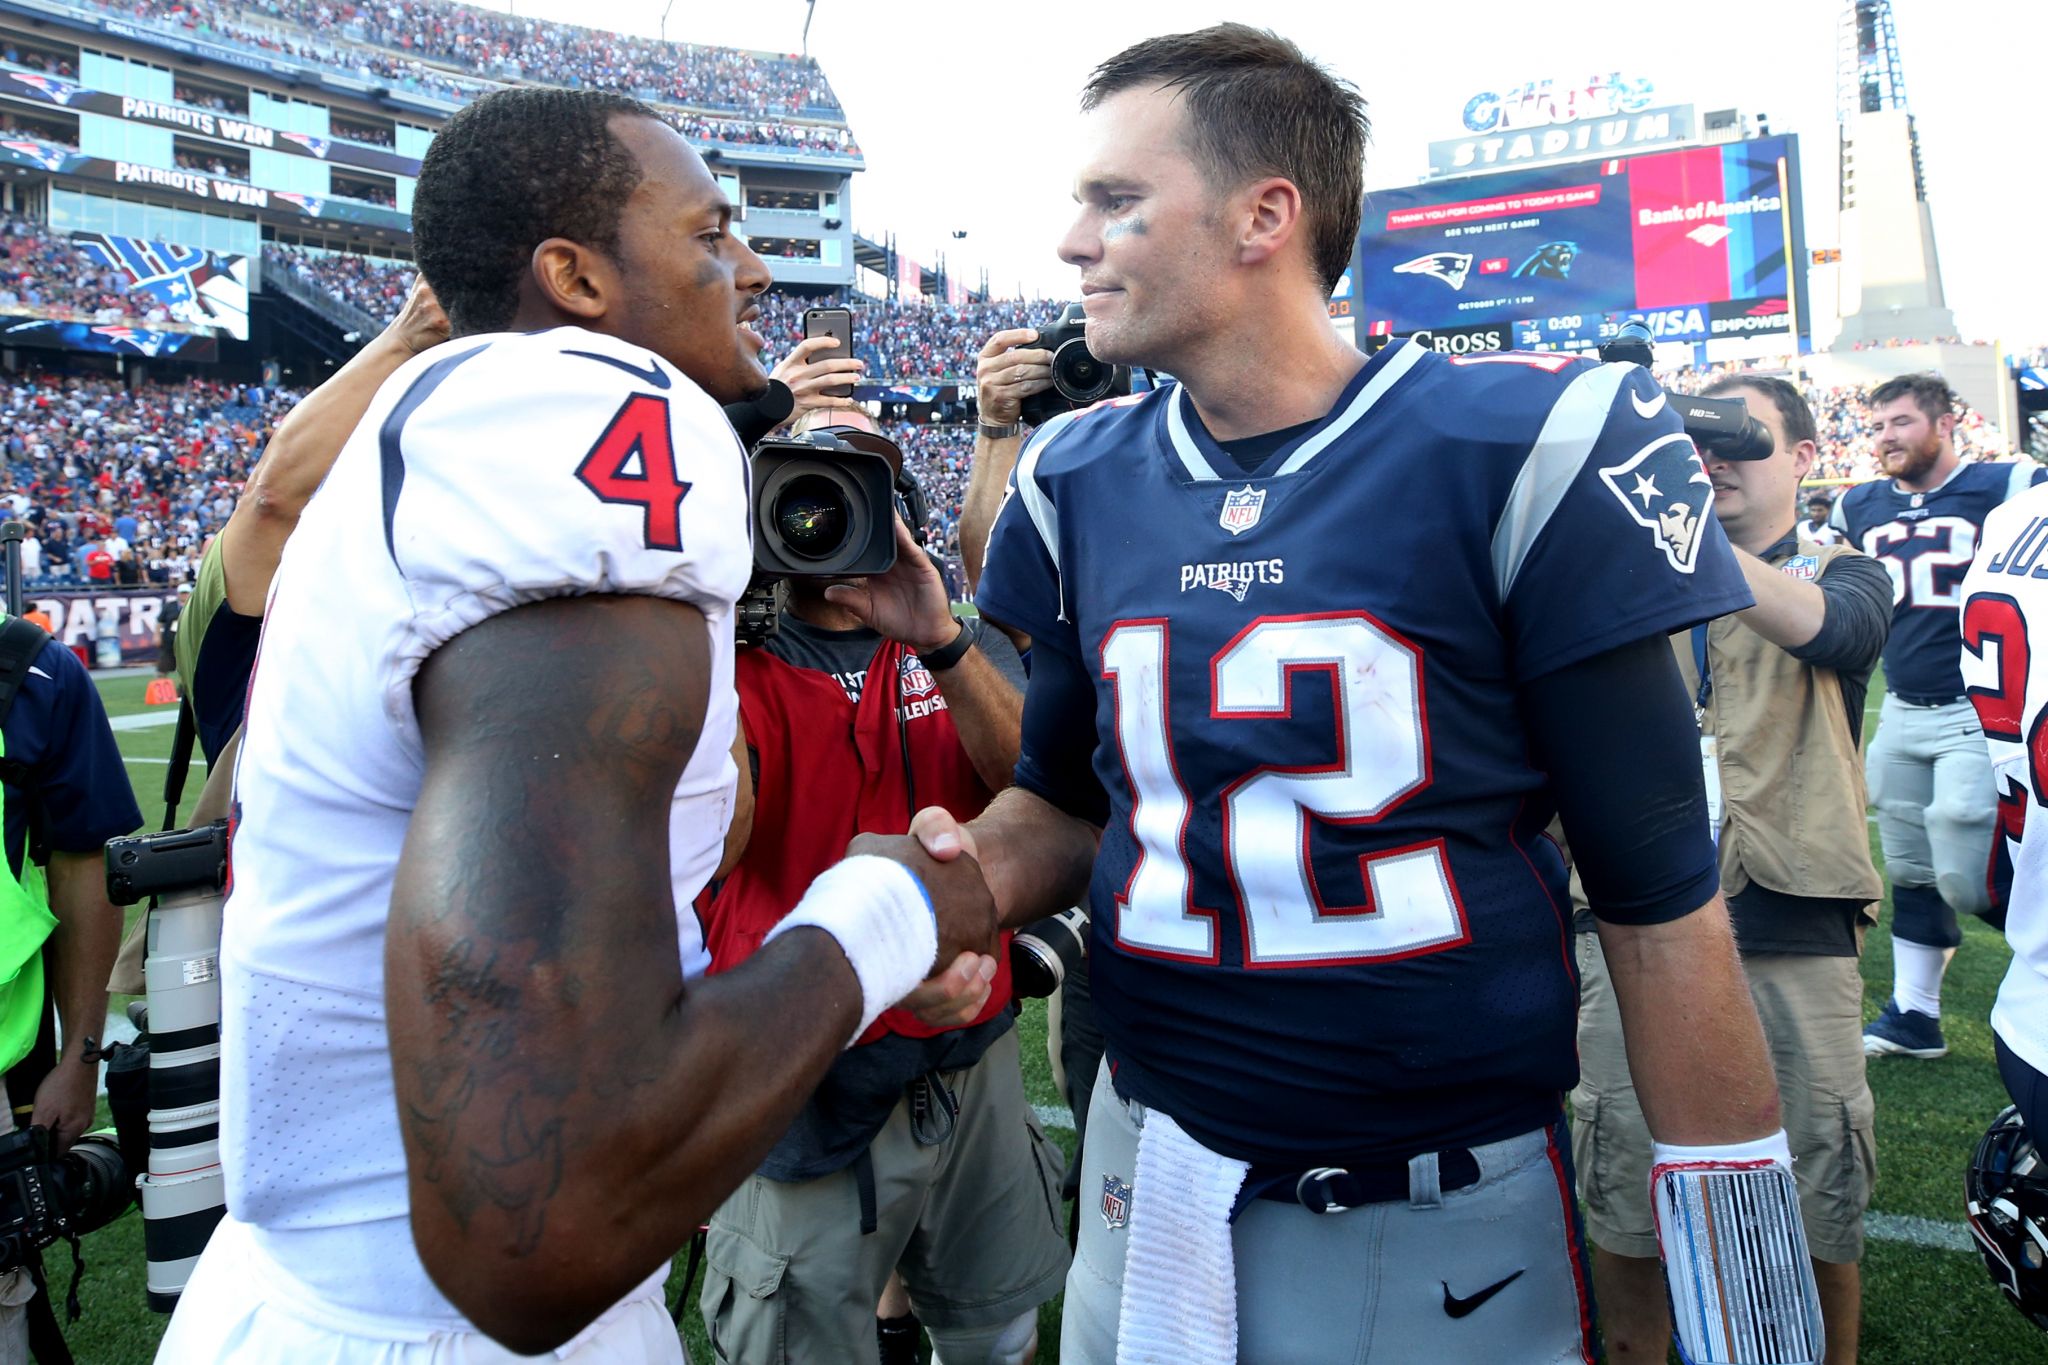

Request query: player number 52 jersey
[
  {"left": 220, "top": 326, "right": 753, "bottom": 1329},
  {"left": 1961, "top": 483, "right": 2048, "bottom": 1079}
]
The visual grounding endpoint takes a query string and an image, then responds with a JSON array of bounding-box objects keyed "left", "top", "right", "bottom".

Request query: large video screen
[
  {"left": 72, "top": 233, "right": 249, "bottom": 341},
  {"left": 1357, "top": 134, "right": 1805, "bottom": 352}
]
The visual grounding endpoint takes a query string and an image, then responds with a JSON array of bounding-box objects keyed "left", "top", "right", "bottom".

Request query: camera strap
[{"left": 159, "top": 698, "right": 198, "bottom": 832}]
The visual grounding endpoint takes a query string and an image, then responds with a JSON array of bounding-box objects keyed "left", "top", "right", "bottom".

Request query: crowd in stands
[
  {"left": 0, "top": 215, "right": 182, "bottom": 329},
  {"left": 754, "top": 293, "right": 1069, "bottom": 383},
  {"left": 263, "top": 244, "right": 413, "bottom": 326},
  {"left": 0, "top": 371, "right": 301, "bottom": 590},
  {"left": 65, "top": 0, "right": 858, "bottom": 154}
]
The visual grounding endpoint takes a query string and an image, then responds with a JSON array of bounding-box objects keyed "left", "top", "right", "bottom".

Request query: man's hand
[
  {"left": 772, "top": 335, "right": 866, "bottom": 421},
  {"left": 975, "top": 329, "right": 1053, "bottom": 427},
  {"left": 30, "top": 1056, "right": 97, "bottom": 1155},
  {"left": 388, "top": 275, "right": 450, "bottom": 358},
  {"left": 896, "top": 950, "right": 1001, "bottom": 1030},
  {"left": 823, "top": 517, "right": 957, "bottom": 653},
  {"left": 848, "top": 823, "right": 998, "bottom": 968}
]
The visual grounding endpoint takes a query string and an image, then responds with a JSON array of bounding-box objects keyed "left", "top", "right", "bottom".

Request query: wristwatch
[
  {"left": 978, "top": 419, "right": 1025, "bottom": 440},
  {"left": 920, "top": 616, "right": 983, "bottom": 672}
]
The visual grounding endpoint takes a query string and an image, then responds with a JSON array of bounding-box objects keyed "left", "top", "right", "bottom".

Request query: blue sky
[{"left": 476, "top": 0, "right": 2042, "bottom": 346}]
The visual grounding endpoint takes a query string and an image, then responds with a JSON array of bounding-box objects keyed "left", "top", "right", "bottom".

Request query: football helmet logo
[
  {"left": 1513, "top": 242, "right": 1579, "bottom": 280},
  {"left": 1968, "top": 1104, "right": 2048, "bottom": 1331},
  {"left": 1393, "top": 252, "right": 1474, "bottom": 291}
]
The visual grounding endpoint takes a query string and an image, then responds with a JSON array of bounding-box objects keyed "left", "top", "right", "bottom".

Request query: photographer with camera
[
  {"left": 1569, "top": 375, "right": 1892, "bottom": 1364},
  {"left": 0, "top": 573, "right": 141, "bottom": 1361},
  {"left": 697, "top": 406, "right": 1065, "bottom": 1365}
]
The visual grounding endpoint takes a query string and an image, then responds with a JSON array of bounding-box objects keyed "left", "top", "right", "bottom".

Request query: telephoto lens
[{"left": 1009, "top": 908, "right": 1089, "bottom": 998}]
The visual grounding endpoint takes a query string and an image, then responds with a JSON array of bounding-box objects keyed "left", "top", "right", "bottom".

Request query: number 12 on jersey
[{"left": 1101, "top": 613, "right": 1471, "bottom": 969}]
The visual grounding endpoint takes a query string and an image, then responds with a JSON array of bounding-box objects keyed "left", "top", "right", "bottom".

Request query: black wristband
[{"left": 920, "top": 616, "right": 982, "bottom": 672}]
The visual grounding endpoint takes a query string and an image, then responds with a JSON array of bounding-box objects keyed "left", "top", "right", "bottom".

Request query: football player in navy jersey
[
  {"left": 1832, "top": 374, "right": 2047, "bottom": 1059},
  {"left": 891, "top": 24, "right": 1822, "bottom": 1365}
]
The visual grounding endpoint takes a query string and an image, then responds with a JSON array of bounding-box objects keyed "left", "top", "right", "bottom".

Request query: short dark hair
[
  {"left": 1703, "top": 374, "right": 1817, "bottom": 452},
  {"left": 1867, "top": 372, "right": 1957, "bottom": 425},
  {"left": 411, "top": 87, "right": 658, "bottom": 335},
  {"left": 1082, "top": 24, "right": 1367, "bottom": 296}
]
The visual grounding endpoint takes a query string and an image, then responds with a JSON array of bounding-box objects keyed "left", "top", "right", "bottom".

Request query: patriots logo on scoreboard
[
  {"left": 1392, "top": 252, "right": 1473, "bottom": 291},
  {"left": 1598, "top": 434, "right": 1714, "bottom": 574},
  {"left": 899, "top": 652, "right": 937, "bottom": 701},
  {"left": 1101, "top": 1174, "right": 1132, "bottom": 1230},
  {"left": 280, "top": 132, "right": 334, "bottom": 159},
  {"left": 9, "top": 74, "right": 81, "bottom": 105},
  {"left": 1219, "top": 485, "right": 1266, "bottom": 536},
  {"left": 0, "top": 141, "right": 66, "bottom": 172}
]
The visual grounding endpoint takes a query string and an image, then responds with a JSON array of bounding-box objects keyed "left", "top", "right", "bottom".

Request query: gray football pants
[
  {"left": 1059, "top": 1062, "right": 1595, "bottom": 1364},
  {"left": 1867, "top": 694, "right": 1997, "bottom": 935}
]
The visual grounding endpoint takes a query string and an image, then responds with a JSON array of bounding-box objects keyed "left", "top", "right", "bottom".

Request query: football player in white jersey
[
  {"left": 1961, "top": 483, "right": 2048, "bottom": 1141},
  {"left": 157, "top": 88, "right": 996, "bottom": 1363}
]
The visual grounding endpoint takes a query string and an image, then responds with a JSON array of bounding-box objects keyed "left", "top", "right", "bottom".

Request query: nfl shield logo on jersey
[
  {"left": 899, "top": 653, "right": 937, "bottom": 700},
  {"left": 1101, "top": 1174, "right": 1132, "bottom": 1230},
  {"left": 1219, "top": 485, "right": 1266, "bottom": 536}
]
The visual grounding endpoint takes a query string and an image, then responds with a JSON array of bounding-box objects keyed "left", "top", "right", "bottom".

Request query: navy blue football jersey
[
  {"left": 977, "top": 340, "right": 1753, "bottom": 1166},
  {"left": 1833, "top": 461, "right": 2047, "bottom": 700},
  {"left": 2, "top": 634, "right": 141, "bottom": 879}
]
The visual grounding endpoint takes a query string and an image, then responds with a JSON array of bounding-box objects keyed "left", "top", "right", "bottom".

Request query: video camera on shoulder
[
  {"left": 1018, "top": 303, "right": 1133, "bottom": 427},
  {"left": 1597, "top": 321, "right": 1774, "bottom": 461}
]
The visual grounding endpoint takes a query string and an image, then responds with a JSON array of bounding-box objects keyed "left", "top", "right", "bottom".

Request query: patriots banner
[
  {"left": 72, "top": 234, "right": 249, "bottom": 340},
  {"left": 0, "top": 318, "right": 217, "bottom": 361}
]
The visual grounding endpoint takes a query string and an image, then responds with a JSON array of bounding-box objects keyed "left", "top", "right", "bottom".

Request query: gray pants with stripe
[
  {"left": 1058, "top": 1063, "right": 1595, "bottom": 1364},
  {"left": 1866, "top": 694, "right": 1997, "bottom": 934}
]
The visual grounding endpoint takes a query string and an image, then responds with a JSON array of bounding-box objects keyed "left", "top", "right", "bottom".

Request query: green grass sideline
[{"left": 56, "top": 671, "right": 2043, "bottom": 1362}]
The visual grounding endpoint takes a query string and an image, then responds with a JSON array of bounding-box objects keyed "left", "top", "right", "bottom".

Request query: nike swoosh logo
[
  {"left": 1631, "top": 388, "right": 1667, "bottom": 420},
  {"left": 564, "top": 349, "right": 671, "bottom": 389},
  {"left": 1442, "top": 1268, "right": 1525, "bottom": 1319}
]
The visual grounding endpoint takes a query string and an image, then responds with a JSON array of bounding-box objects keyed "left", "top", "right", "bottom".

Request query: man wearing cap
[
  {"left": 1570, "top": 375, "right": 1893, "bottom": 1364},
  {"left": 695, "top": 406, "right": 1066, "bottom": 1365}
]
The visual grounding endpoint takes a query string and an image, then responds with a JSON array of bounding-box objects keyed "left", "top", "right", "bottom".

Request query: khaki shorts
[
  {"left": 1569, "top": 934, "right": 1876, "bottom": 1264},
  {"left": 699, "top": 1027, "right": 1069, "bottom": 1364}
]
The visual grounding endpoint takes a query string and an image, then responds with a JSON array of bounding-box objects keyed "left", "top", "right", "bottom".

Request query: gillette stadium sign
[{"left": 1430, "top": 75, "right": 1695, "bottom": 178}]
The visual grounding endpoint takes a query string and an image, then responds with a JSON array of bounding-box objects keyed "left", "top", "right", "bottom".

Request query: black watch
[{"left": 920, "top": 616, "right": 982, "bottom": 672}]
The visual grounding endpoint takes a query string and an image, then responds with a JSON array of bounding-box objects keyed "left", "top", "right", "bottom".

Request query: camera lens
[
  {"left": 1050, "top": 338, "right": 1116, "bottom": 404},
  {"left": 773, "top": 474, "right": 852, "bottom": 560}
]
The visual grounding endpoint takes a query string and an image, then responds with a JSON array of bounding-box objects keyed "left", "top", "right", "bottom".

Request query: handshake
[{"left": 849, "top": 808, "right": 1003, "bottom": 1029}]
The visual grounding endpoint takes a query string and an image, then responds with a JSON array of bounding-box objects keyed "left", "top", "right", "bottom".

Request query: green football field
[{"left": 55, "top": 671, "right": 2046, "bottom": 1362}]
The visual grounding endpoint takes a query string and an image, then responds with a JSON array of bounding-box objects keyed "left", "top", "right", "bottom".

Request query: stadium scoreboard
[{"left": 1357, "top": 134, "right": 1808, "bottom": 355}]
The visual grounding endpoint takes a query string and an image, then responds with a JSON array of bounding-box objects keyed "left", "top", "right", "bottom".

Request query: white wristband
[
  {"left": 1652, "top": 1129, "right": 1793, "bottom": 1171},
  {"left": 764, "top": 855, "right": 940, "bottom": 1045}
]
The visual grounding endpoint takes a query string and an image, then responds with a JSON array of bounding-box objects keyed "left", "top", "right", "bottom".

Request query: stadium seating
[
  {"left": 0, "top": 371, "right": 302, "bottom": 588},
  {"left": 69, "top": 0, "right": 857, "bottom": 153}
]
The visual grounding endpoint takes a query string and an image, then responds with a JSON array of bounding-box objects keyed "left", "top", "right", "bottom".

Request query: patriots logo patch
[
  {"left": 1598, "top": 434, "right": 1714, "bottom": 574},
  {"left": 1393, "top": 252, "right": 1473, "bottom": 291}
]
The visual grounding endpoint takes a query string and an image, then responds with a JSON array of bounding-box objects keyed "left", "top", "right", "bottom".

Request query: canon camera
[{"left": 1018, "top": 304, "right": 1132, "bottom": 427}]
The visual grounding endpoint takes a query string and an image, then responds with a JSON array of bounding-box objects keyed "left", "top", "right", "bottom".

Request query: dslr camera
[
  {"left": 1597, "top": 321, "right": 1774, "bottom": 461},
  {"left": 0, "top": 1125, "right": 133, "bottom": 1280},
  {"left": 1018, "top": 303, "right": 1133, "bottom": 427}
]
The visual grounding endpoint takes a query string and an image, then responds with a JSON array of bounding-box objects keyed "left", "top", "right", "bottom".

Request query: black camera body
[
  {"left": 1019, "top": 304, "right": 1132, "bottom": 428},
  {"left": 1597, "top": 322, "right": 1774, "bottom": 461},
  {"left": 104, "top": 820, "right": 229, "bottom": 906},
  {"left": 0, "top": 1126, "right": 132, "bottom": 1275}
]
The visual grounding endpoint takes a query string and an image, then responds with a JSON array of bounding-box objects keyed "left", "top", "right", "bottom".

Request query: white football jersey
[
  {"left": 1961, "top": 480, "right": 2048, "bottom": 1078},
  {"left": 219, "top": 326, "right": 752, "bottom": 1329}
]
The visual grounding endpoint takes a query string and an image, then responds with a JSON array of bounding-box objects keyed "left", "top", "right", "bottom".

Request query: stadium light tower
[{"left": 1830, "top": 0, "right": 1954, "bottom": 349}]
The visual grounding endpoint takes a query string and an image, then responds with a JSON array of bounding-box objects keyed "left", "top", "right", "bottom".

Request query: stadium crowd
[
  {"left": 0, "top": 215, "right": 179, "bottom": 329},
  {"left": 0, "top": 371, "right": 297, "bottom": 591},
  {"left": 753, "top": 293, "right": 1068, "bottom": 382},
  {"left": 64, "top": 0, "right": 859, "bottom": 153},
  {"left": 262, "top": 244, "right": 412, "bottom": 325}
]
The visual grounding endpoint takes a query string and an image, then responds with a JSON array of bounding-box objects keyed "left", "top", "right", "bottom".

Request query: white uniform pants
[{"left": 156, "top": 1214, "right": 683, "bottom": 1364}]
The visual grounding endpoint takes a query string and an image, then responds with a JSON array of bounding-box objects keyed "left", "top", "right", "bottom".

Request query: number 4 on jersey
[{"left": 575, "top": 393, "right": 689, "bottom": 551}]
